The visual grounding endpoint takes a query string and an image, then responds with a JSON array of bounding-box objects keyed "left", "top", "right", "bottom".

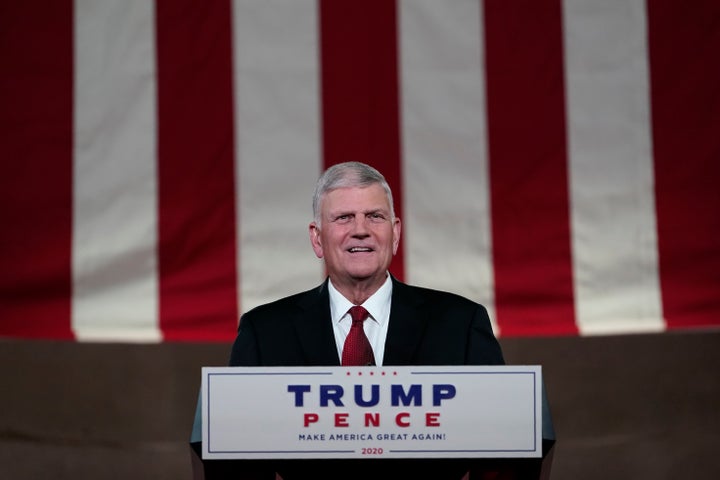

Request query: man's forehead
[{"left": 323, "top": 184, "right": 390, "bottom": 206}]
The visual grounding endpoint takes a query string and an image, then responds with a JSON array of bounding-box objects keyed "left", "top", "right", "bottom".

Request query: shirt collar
[{"left": 328, "top": 274, "right": 393, "bottom": 325}]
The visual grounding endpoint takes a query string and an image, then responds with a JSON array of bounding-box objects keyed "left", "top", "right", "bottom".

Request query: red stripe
[
  {"left": 156, "top": 0, "right": 238, "bottom": 341},
  {"left": 648, "top": 0, "right": 720, "bottom": 329},
  {"left": 319, "top": 0, "right": 405, "bottom": 281},
  {"left": 484, "top": 0, "right": 577, "bottom": 336},
  {"left": 0, "top": 2, "right": 74, "bottom": 339}
]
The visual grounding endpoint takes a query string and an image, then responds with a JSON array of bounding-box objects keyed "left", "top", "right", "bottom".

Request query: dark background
[{"left": 2, "top": 331, "right": 719, "bottom": 479}]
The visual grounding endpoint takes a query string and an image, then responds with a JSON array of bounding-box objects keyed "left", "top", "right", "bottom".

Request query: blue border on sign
[{"left": 205, "top": 368, "right": 539, "bottom": 456}]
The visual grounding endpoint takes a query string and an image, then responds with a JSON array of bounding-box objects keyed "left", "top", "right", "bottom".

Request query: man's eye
[
  {"left": 335, "top": 215, "right": 351, "bottom": 222},
  {"left": 368, "top": 213, "right": 386, "bottom": 222}
]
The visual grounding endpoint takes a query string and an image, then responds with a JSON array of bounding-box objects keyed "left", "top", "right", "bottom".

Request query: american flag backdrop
[{"left": 1, "top": 0, "right": 718, "bottom": 343}]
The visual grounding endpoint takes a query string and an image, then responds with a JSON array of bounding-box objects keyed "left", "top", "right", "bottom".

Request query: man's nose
[{"left": 351, "top": 216, "right": 370, "bottom": 235}]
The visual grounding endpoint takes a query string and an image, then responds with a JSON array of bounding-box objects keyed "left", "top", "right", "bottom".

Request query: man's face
[{"left": 309, "top": 183, "right": 401, "bottom": 289}]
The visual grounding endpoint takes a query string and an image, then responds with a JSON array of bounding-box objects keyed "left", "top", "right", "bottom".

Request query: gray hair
[{"left": 312, "top": 162, "right": 395, "bottom": 226}]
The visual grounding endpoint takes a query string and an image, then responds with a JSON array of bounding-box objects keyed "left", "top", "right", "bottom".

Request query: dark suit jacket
[
  {"left": 229, "top": 276, "right": 504, "bottom": 368},
  {"left": 226, "top": 276, "right": 505, "bottom": 480}
]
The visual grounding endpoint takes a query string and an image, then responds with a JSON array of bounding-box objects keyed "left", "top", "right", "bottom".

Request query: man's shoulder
[
  {"left": 393, "top": 278, "right": 484, "bottom": 309},
  {"left": 241, "top": 283, "right": 327, "bottom": 319}
]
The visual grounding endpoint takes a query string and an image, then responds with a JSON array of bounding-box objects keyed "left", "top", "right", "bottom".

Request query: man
[{"left": 228, "top": 161, "right": 505, "bottom": 479}]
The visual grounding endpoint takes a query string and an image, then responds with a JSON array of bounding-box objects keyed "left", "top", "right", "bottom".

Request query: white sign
[{"left": 201, "top": 365, "right": 542, "bottom": 460}]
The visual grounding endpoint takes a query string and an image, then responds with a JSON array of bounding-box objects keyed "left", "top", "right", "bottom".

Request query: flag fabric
[{"left": 1, "top": 0, "right": 718, "bottom": 342}]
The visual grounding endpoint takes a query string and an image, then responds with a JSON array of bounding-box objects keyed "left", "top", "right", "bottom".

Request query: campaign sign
[{"left": 201, "top": 365, "right": 542, "bottom": 460}]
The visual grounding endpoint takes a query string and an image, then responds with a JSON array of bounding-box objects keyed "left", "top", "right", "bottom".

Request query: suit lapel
[
  {"left": 383, "top": 278, "right": 428, "bottom": 365},
  {"left": 293, "top": 280, "right": 341, "bottom": 366}
]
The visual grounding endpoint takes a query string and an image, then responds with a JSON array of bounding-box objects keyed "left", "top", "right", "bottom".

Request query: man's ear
[
  {"left": 309, "top": 223, "right": 324, "bottom": 259},
  {"left": 392, "top": 217, "right": 402, "bottom": 255}
]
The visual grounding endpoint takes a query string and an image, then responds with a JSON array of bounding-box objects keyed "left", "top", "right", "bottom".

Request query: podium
[{"left": 189, "top": 366, "right": 556, "bottom": 480}]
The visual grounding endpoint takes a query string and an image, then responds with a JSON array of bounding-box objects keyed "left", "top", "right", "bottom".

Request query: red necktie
[{"left": 341, "top": 306, "right": 375, "bottom": 366}]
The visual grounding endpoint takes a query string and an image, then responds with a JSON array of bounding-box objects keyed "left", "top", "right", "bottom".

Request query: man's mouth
[{"left": 348, "top": 247, "right": 373, "bottom": 253}]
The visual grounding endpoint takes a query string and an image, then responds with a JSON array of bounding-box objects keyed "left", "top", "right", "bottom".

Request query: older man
[{"left": 228, "top": 161, "right": 504, "bottom": 479}]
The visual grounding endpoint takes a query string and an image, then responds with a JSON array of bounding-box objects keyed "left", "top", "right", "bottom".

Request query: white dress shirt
[{"left": 328, "top": 275, "right": 392, "bottom": 366}]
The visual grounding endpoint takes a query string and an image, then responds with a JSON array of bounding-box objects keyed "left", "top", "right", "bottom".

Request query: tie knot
[{"left": 349, "top": 305, "right": 369, "bottom": 324}]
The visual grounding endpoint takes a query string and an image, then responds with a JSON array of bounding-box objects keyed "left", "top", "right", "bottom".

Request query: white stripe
[
  {"left": 232, "top": 0, "right": 323, "bottom": 315},
  {"left": 73, "top": 0, "right": 160, "bottom": 341},
  {"left": 399, "top": 0, "right": 498, "bottom": 333},
  {"left": 563, "top": 0, "right": 664, "bottom": 334}
]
